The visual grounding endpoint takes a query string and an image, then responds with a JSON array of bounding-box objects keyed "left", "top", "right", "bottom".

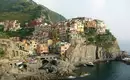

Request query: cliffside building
[
  {"left": 4, "top": 20, "right": 21, "bottom": 31},
  {"left": 60, "top": 42, "right": 71, "bottom": 55},
  {"left": 36, "top": 44, "right": 49, "bottom": 54}
]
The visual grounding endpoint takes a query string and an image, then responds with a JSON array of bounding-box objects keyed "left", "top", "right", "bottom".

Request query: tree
[
  {"left": 84, "top": 27, "right": 97, "bottom": 36},
  {"left": 95, "top": 29, "right": 116, "bottom": 48}
]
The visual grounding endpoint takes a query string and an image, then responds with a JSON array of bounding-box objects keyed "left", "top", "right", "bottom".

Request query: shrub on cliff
[
  {"left": 84, "top": 27, "right": 97, "bottom": 36},
  {"left": 0, "top": 32, "right": 10, "bottom": 38},
  {"left": 95, "top": 29, "right": 116, "bottom": 47},
  {"left": 0, "top": 48, "right": 4, "bottom": 57},
  {"left": 83, "top": 27, "right": 116, "bottom": 48}
]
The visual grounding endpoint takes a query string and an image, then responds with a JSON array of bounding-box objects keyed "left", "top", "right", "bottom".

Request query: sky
[{"left": 34, "top": 0, "right": 130, "bottom": 52}]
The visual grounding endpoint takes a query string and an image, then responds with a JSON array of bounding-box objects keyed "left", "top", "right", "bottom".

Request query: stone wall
[
  {"left": 0, "top": 39, "right": 29, "bottom": 59},
  {"left": 6, "top": 48, "right": 29, "bottom": 59}
]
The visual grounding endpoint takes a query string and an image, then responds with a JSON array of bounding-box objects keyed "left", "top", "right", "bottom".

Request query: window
[
  {"left": 16, "top": 51, "right": 18, "bottom": 56},
  {"left": 12, "top": 50, "right": 15, "bottom": 57},
  {"left": 65, "top": 47, "right": 67, "bottom": 49}
]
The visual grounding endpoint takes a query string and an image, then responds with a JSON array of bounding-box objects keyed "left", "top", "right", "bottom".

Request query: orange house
[
  {"left": 36, "top": 44, "right": 49, "bottom": 54},
  {"left": 86, "top": 20, "right": 97, "bottom": 28}
]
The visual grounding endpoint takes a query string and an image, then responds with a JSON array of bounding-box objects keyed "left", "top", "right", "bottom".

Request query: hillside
[{"left": 0, "top": 0, "right": 66, "bottom": 25}]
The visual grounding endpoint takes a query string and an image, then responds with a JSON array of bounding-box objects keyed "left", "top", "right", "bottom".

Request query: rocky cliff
[
  {"left": 57, "top": 17, "right": 121, "bottom": 65},
  {"left": 65, "top": 34, "right": 120, "bottom": 65}
]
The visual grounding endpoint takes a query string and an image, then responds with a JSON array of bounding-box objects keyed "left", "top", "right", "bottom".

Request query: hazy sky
[{"left": 34, "top": 0, "right": 130, "bottom": 51}]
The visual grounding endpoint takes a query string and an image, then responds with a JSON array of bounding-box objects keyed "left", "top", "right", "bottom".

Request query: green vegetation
[
  {"left": 0, "top": 12, "right": 32, "bottom": 25},
  {"left": 84, "top": 27, "right": 97, "bottom": 36},
  {"left": 0, "top": 25, "right": 4, "bottom": 31},
  {"left": 0, "top": 0, "right": 66, "bottom": 38},
  {"left": 0, "top": 0, "right": 66, "bottom": 26},
  {"left": 84, "top": 28, "right": 116, "bottom": 48},
  {"left": 0, "top": 48, "right": 4, "bottom": 57},
  {"left": 0, "top": 25, "right": 9, "bottom": 38},
  {"left": 0, "top": 24, "right": 34, "bottom": 38},
  {"left": 95, "top": 29, "right": 116, "bottom": 47},
  {"left": 5, "top": 28, "right": 34, "bottom": 38},
  {"left": 0, "top": 32, "right": 10, "bottom": 38}
]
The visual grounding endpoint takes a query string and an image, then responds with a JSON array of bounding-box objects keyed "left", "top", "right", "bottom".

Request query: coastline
[{"left": 0, "top": 51, "right": 128, "bottom": 80}]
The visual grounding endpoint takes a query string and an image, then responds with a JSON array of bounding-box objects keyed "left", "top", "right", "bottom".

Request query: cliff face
[
  {"left": 65, "top": 34, "right": 120, "bottom": 65},
  {"left": 57, "top": 17, "right": 121, "bottom": 65}
]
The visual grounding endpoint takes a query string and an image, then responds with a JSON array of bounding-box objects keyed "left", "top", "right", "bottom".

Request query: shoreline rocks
[
  {"left": 0, "top": 59, "right": 75, "bottom": 80},
  {"left": 0, "top": 50, "right": 128, "bottom": 80}
]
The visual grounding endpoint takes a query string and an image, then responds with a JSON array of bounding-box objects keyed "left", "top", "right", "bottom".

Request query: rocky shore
[
  {"left": 0, "top": 58, "right": 76, "bottom": 80},
  {"left": 0, "top": 50, "right": 128, "bottom": 80}
]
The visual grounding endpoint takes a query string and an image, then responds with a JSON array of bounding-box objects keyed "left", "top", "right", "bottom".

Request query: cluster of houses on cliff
[
  {"left": 0, "top": 37, "right": 71, "bottom": 60},
  {"left": 0, "top": 16, "right": 47, "bottom": 31},
  {"left": 54, "top": 17, "right": 106, "bottom": 35},
  {"left": 25, "top": 16, "right": 47, "bottom": 28},
  {"left": 30, "top": 18, "right": 107, "bottom": 58},
  {"left": 0, "top": 20, "right": 21, "bottom": 31},
  {"left": 0, "top": 17, "right": 108, "bottom": 58}
]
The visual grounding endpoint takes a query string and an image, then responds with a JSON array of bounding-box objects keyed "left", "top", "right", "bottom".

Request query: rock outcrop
[{"left": 65, "top": 34, "right": 120, "bottom": 65}]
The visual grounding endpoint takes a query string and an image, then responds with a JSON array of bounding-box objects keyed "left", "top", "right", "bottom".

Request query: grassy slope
[
  {"left": 0, "top": 12, "right": 32, "bottom": 24},
  {"left": 0, "top": 0, "right": 66, "bottom": 25}
]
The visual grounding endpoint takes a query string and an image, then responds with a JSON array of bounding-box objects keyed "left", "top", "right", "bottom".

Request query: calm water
[{"left": 64, "top": 61, "right": 130, "bottom": 80}]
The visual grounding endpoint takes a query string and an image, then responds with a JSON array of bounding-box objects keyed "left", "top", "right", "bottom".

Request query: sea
[
  {"left": 72, "top": 61, "right": 130, "bottom": 80},
  {"left": 62, "top": 52, "right": 130, "bottom": 80}
]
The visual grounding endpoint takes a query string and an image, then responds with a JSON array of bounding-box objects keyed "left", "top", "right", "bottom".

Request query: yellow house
[
  {"left": 47, "top": 39, "right": 53, "bottom": 46},
  {"left": 24, "top": 43, "right": 30, "bottom": 51},
  {"left": 22, "top": 39, "right": 26, "bottom": 44},
  {"left": 77, "top": 22, "right": 84, "bottom": 32},
  {"left": 18, "top": 39, "right": 37, "bottom": 51}
]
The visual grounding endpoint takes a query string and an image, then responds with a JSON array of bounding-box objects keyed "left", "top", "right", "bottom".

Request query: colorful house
[
  {"left": 47, "top": 39, "right": 53, "bottom": 46},
  {"left": 3, "top": 20, "right": 21, "bottom": 31},
  {"left": 77, "top": 21, "right": 84, "bottom": 32},
  {"left": 70, "top": 21, "right": 78, "bottom": 31},
  {"left": 27, "top": 40, "right": 37, "bottom": 50},
  {"left": 60, "top": 42, "right": 71, "bottom": 55},
  {"left": 16, "top": 39, "right": 38, "bottom": 52},
  {"left": 28, "top": 16, "right": 45, "bottom": 27},
  {"left": 86, "top": 20, "right": 97, "bottom": 28},
  {"left": 96, "top": 20, "right": 106, "bottom": 34},
  {"left": 36, "top": 44, "right": 49, "bottom": 54}
]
